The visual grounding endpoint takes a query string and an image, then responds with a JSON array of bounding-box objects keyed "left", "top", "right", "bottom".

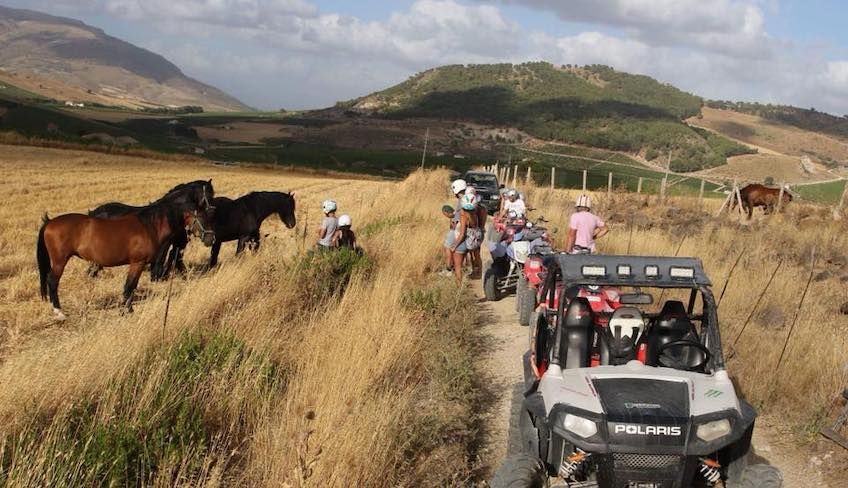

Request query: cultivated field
[
  {"left": 690, "top": 107, "right": 848, "bottom": 180},
  {"left": 0, "top": 145, "right": 847, "bottom": 485}
]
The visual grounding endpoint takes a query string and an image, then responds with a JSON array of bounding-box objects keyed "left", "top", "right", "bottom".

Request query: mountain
[
  {"left": 0, "top": 5, "right": 251, "bottom": 112},
  {"left": 342, "top": 62, "right": 754, "bottom": 172}
]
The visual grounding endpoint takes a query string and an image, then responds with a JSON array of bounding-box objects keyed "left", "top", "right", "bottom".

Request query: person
[
  {"left": 500, "top": 189, "right": 527, "bottom": 219},
  {"left": 317, "top": 199, "right": 338, "bottom": 249},
  {"left": 442, "top": 179, "right": 467, "bottom": 273},
  {"left": 465, "top": 186, "right": 487, "bottom": 276},
  {"left": 565, "top": 194, "right": 608, "bottom": 254},
  {"left": 333, "top": 214, "right": 357, "bottom": 249},
  {"left": 450, "top": 193, "right": 483, "bottom": 282}
]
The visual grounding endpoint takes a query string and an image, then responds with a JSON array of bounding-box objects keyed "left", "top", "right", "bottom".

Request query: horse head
[
  {"left": 279, "top": 192, "right": 297, "bottom": 229},
  {"left": 185, "top": 208, "right": 216, "bottom": 247}
]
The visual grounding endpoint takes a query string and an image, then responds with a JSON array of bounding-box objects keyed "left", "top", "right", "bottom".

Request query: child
[
  {"left": 333, "top": 214, "right": 358, "bottom": 249},
  {"left": 316, "top": 200, "right": 337, "bottom": 249}
]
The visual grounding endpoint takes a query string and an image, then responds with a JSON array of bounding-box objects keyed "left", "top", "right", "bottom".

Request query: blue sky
[{"left": 6, "top": 0, "right": 848, "bottom": 114}]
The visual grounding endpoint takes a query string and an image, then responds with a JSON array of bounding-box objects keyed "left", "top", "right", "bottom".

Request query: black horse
[
  {"left": 88, "top": 179, "right": 215, "bottom": 279},
  {"left": 208, "top": 191, "right": 296, "bottom": 267}
]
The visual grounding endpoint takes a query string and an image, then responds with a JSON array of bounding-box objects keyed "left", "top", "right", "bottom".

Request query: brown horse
[
  {"left": 732, "top": 183, "right": 793, "bottom": 218},
  {"left": 37, "top": 202, "right": 214, "bottom": 320}
]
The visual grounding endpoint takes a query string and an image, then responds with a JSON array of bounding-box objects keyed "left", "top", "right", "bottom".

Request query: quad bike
[
  {"left": 483, "top": 216, "right": 550, "bottom": 302},
  {"left": 492, "top": 254, "right": 783, "bottom": 488}
]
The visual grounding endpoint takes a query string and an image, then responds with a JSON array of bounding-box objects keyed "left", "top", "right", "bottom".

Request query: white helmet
[
  {"left": 507, "top": 189, "right": 518, "bottom": 199},
  {"left": 338, "top": 214, "right": 352, "bottom": 227},
  {"left": 322, "top": 200, "right": 337, "bottom": 213},
  {"left": 575, "top": 194, "right": 592, "bottom": 209},
  {"left": 451, "top": 179, "right": 467, "bottom": 195}
]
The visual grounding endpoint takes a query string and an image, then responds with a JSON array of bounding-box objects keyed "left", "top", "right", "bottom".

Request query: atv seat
[
  {"left": 645, "top": 300, "right": 701, "bottom": 369},
  {"left": 598, "top": 307, "right": 645, "bottom": 366},
  {"left": 555, "top": 297, "right": 594, "bottom": 369}
]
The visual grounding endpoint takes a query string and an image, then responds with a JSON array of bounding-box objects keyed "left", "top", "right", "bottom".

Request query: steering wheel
[{"left": 657, "top": 339, "right": 710, "bottom": 372}]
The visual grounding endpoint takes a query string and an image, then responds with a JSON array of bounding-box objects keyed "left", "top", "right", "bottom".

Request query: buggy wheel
[
  {"left": 517, "top": 275, "right": 535, "bottom": 327},
  {"left": 483, "top": 261, "right": 502, "bottom": 301},
  {"left": 490, "top": 454, "right": 547, "bottom": 488}
]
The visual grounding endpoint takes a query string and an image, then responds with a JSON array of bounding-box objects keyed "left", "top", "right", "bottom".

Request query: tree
[{"left": 764, "top": 176, "right": 775, "bottom": 186}]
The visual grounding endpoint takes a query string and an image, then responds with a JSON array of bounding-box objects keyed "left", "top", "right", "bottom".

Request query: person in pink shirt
[{"left": 565, "top": 194, "right": 609, "bottom": 254}]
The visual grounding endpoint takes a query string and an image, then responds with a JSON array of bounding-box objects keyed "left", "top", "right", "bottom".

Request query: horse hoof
[{"left": 53, "top": 308, "right": 67, "bottom": 321}]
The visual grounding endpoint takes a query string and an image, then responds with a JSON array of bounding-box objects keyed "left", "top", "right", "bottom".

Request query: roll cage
[{"left": 540, "top": 254, "right": 726, "bottom": 372}]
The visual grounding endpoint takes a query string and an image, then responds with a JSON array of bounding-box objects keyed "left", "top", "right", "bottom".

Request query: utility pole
[{"left": 420, "top": 128, "right": 429, "bottom": 170}]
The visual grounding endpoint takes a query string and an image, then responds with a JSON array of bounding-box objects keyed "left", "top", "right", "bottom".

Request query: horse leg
[
  {"left": 249, "top": 232, "right": 260, "bottom": 252},
  {"left": 151, "top": 244, "right": 170, "bottom": 281},
  {"left": 48, "top": 260, "right": 67, "bottom": 320},
  {"left": 122, "top": 262, "right": 145, "bottom": 313},
  {"left": 747, "top": 204, "right": 753, "bottom": 219},
  {"left": 174, "top": 246, "right": 187, "bottom": 274},
  {"left": 236, "top": 237, "right": 247, "bottom": 255},
  {"left": 210, "top": 240, "right": 222, "bottom": 267}
]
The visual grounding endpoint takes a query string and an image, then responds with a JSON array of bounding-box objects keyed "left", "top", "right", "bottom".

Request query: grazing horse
[
  {"left": 732, "top": 183, "right": 793, "bottom": 219},
  {"left": 208, "top": 191, "right": 296, "bottom": 267},
  {"left": 37, "top": 201, "right": 215, "bottom": 320},
  {"left": 88, "top": 180, "right": 215, "bottom": 279}
]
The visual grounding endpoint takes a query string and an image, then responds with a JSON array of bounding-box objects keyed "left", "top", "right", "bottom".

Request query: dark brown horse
[
  {"left": 732, "top": 183, "right": 793, "bottom": 218},
  {"left": 37, "top": 202, "right": 214, "bottom": 320}
]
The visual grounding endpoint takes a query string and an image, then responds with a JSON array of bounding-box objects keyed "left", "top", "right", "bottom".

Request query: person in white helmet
[
  {"left": 500, "top": 189, "right": 526, "bottom": 219},
  {"left": 450, "top": 193, "right": 483, "bottom": 282},
  {"left": 442, "top": 179, "right": 468, "bottom": 273},
  {"left": 317, "top": 199, "right": 338, "bottom": 249},
  {"left": 565, "top": 194, "right": 608, "bottom": 254},
  {"left": 332, "top": 214, "right": 361, "bottom": 253}
]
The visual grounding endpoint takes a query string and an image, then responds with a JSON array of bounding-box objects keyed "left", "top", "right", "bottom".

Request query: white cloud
[{"left": 5, "top": 0, "right": 848, "bottom": 115}]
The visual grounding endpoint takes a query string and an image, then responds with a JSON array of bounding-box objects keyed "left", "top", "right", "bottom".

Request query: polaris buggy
[{"left": 492, "top": 255, "right": 782, "bottom": 488}]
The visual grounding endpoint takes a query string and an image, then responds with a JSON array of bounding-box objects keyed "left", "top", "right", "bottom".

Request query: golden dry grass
[
  {"left": 0, "top": 145, "right": 480, "bottom": 486},
  {"left": 0, "top": 144, "right": 846, "bottom": 486}
]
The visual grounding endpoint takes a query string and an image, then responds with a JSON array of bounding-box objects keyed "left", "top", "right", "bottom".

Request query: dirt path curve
[{"left": 475, "top": 291, "right": 832, "bottom": 487}]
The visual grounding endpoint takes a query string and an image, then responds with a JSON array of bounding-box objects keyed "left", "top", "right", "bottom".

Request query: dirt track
[{"left": 474, "top": 290, "right": 833, "bottom": 487}]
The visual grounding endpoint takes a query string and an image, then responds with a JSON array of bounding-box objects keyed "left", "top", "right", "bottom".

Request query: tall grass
[{"left": 0, "top": 147, "right": 481, "bottom": 486}]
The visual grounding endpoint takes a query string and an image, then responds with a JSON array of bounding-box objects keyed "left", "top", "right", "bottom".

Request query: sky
[{"left": 6, "top": 0, "right": 848, "bottom": 114}]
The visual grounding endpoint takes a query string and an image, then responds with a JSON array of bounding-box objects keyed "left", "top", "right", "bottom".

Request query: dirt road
[{"left": 475, "top": 291, "right": 834, "bottom": 487}]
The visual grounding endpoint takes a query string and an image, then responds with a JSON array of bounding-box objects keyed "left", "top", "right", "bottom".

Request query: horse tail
[{"left": 37, "top": 215, "right": 51, "bottom": 301}]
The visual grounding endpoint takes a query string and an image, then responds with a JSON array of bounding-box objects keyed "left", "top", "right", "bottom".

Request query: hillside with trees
[
  {"left": 345, "top": 62, "right": 754, "bottom": 172},
  {"left": 705, "top": 100, "right": 848, "bottom": 140}
]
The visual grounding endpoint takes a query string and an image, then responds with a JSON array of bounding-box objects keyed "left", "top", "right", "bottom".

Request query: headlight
[
  {"left": 563, "top": 414, "right": 598, "bottom": 439},
  {"left": 696, "top": 419, "right": 731, "bottom": 442},
  {"left": 492, "top": 195, "right": 499, "bottom": 200}
]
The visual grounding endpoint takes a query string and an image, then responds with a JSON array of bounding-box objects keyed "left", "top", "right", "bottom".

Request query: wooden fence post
[
  {"left": 550, "top": 167, "right": 555, "bottom": 190},
  {"left": 512, "top": 165, "right": 518, "bottom": 188},
  {"left": 660, "top": 175, "right": 667, "bottom": 202},
  {"left": 734, "top": 180, "right": 745, "bottom": 216},
  {"left": 582, "top": 170, "right": 587, "bottom": 192},
  {"left": 698, "top": 179, "right": 705, "bottom": 207},
  {"left": 607, "top": 172, "right": 613, "bottom": 196},
  {"left": 776, "top": 181, "right": 786, "bottom": 213},
  {"left": 637, "top": 177, "right": 643, "bottom": 194},
  {"left": 526, "top": 166, "right": 532, "bottom": 186}
]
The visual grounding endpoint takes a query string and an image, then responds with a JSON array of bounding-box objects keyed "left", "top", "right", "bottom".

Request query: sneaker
[{"left": 438, "top": 269, "right": 454, "bottom": 277}]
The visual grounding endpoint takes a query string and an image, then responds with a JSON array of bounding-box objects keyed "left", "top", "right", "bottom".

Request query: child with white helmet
[
  {"left": 500, "top": 188, "right": 526, "bottom": 218},
  {"left": 317, "top": 199, "right": 338, "bottom": 249},
  {"left": 565, "top": 194, "right": 608, "bottom": 254},
  {"left": 332, "top": 214, "right": 358, "bottom": 251}
]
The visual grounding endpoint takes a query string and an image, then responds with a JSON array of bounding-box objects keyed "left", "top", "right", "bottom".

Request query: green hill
[{"left": 345, "top": 62, "right": 754, "bottom": 172}]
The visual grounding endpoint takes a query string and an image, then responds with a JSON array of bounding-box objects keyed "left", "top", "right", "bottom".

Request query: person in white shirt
[{"left": 500, "top": 189, "right": 526, "bottom": 218}]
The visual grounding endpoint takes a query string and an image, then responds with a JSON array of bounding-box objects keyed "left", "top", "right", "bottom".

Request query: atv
[
  {"left": 483, "top": 217, "right": 551, "bottom": 302},
  {"left": 492, "top": 255, "right": 782, "bottom": 488}
]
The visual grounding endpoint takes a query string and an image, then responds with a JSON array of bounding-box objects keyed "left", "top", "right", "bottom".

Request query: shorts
[
  {"left": 455, "top": 239, "right": 468, "bottom": 254},
  {"left": 443, "top": 229, "right": 457, "bottom": 248}
]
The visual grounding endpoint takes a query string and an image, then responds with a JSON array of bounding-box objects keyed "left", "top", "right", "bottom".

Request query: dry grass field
[
  {"left": 0, "top": 145, "right": 482, "bottom": 486},
  {"left": 1, "top": 144, "right": 847, "bottom": 486}
]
